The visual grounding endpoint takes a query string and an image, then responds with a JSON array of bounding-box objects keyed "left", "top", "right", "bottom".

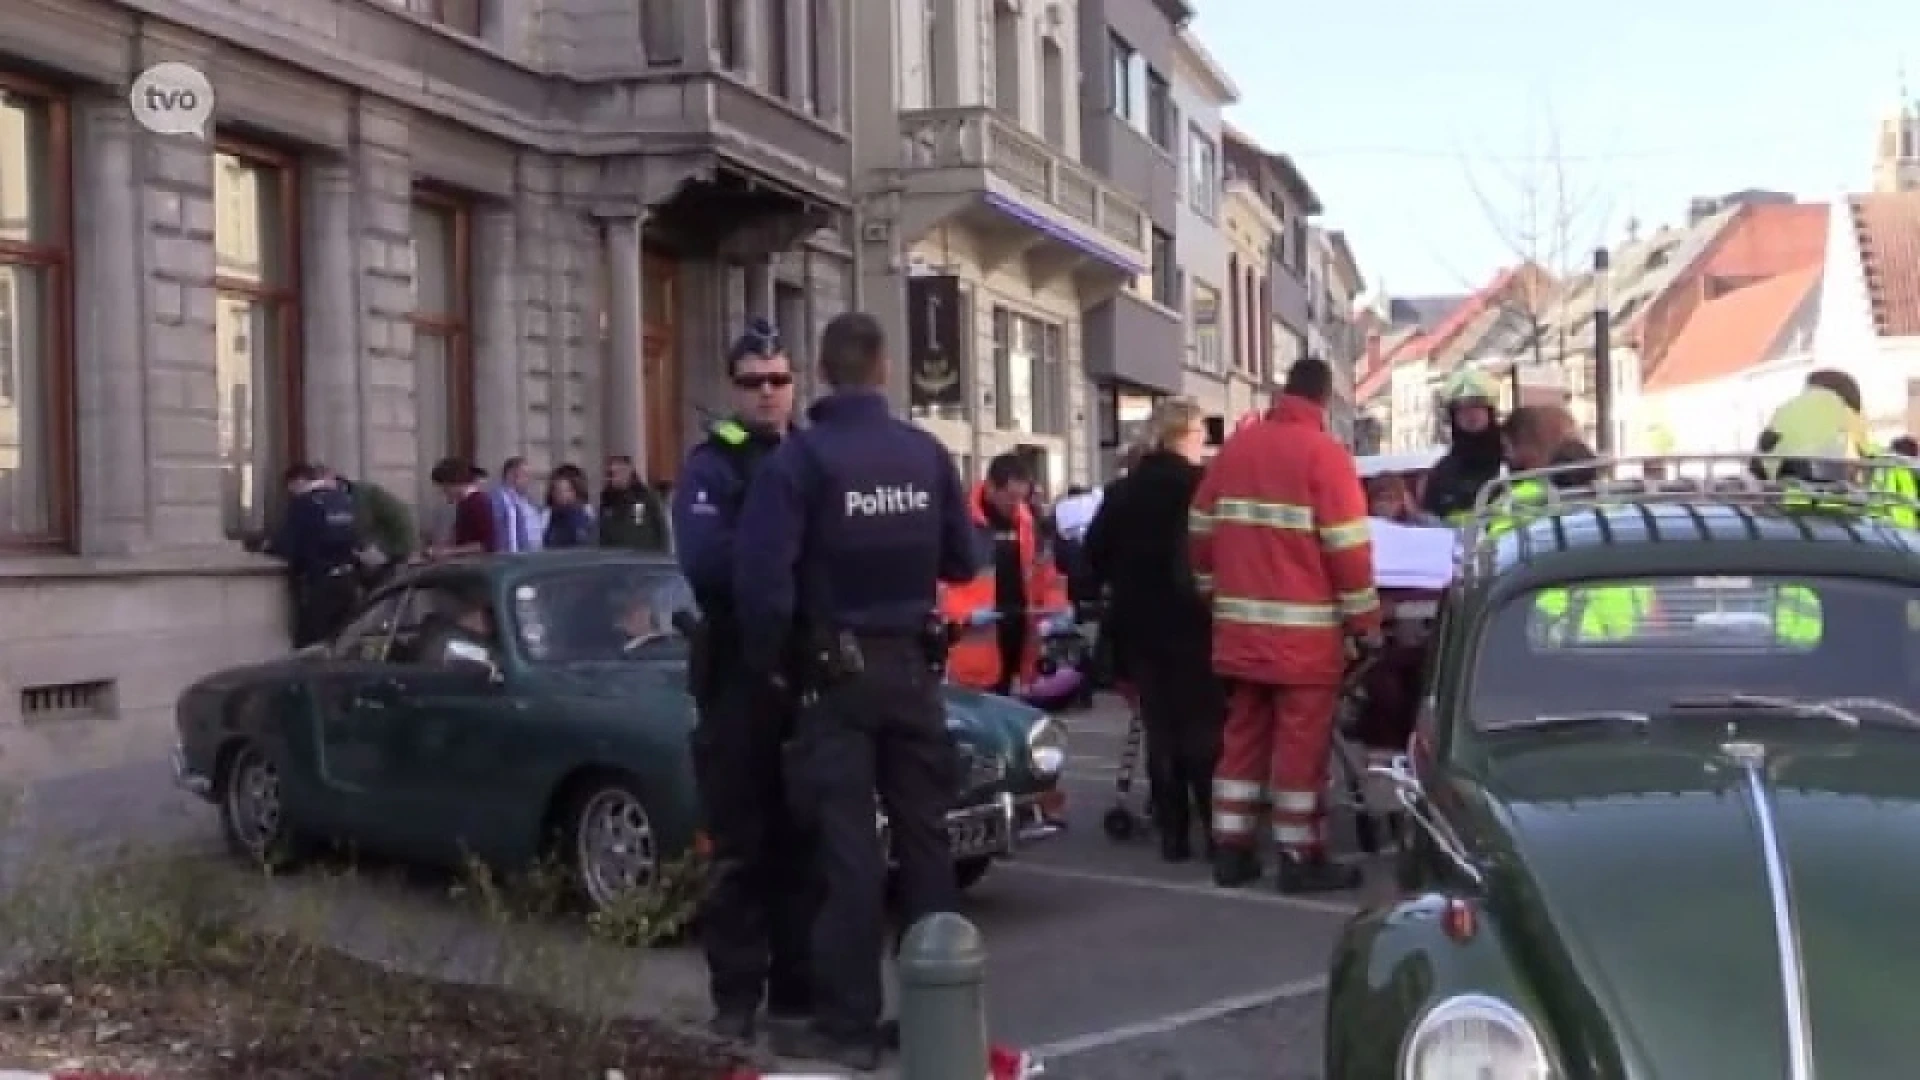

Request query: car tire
[
  {"left": 954, "top": 855, "right": 993, "bottom": 891},
  {"left": 218, "top": 741, "right": 307, "bottom": 870},
  {"left": 562, "top": 775, "right": 663, "bottom": 914}
]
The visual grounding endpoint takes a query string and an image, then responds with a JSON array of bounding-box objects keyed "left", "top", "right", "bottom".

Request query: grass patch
[{"left": 0, "top": 793, "right": 740, "bottom": 1079}]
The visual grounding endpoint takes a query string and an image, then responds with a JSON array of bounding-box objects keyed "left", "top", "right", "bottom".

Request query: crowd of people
[
  {"left": 251, "top": 290, "right": 1920, "bottom": 1071},
  {"left": 260, "top": 448, "right": 677, "bottom": 646},
  {"left": 1067, "top": 359, "right": 1920, "bottom": 901}
]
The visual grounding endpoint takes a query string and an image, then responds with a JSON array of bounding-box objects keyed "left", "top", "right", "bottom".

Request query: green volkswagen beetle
[
  {"left": 1326, "top": 456, "right": 1920, "bottom": 1079},
  {"left": 172, "top": 550, "right": 1066, "bottom": 913}
]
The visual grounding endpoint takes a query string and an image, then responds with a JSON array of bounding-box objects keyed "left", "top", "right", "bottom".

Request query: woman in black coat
[{"left": 1084, "top": 400, "right": 1223, "bottom": 862}]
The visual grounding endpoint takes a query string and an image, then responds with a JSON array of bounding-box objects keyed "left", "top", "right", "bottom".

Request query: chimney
[{"left": 1364, "top": 331, "right": 1382, "bottom": 377}]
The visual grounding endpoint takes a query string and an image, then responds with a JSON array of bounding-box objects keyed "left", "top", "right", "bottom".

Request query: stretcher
[{"left": 1328, "top": 588, "right": 1441, "bottom": 853}]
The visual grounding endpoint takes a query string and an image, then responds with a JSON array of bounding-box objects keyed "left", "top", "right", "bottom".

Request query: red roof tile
[
  {"left": 1642, "top": 267, "right": 1821, "bottom": 392},
  {"left": 1851, "top": 193, "right": 1920, "bottom": 337},
  {"left": 1700, "top": 202, "right": 1827, "bottom": 281},
  {"left": 1356, "top": 327, "right": 1430, "bottom": 402}
]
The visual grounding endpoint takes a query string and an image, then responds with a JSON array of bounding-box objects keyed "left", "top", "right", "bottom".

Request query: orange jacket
[
  {"left": 938, "top": 485, "right": 1067, "bottom": 690},
  {"left": 1190, "top": 394, "right": 1380, "bottom": 686}
]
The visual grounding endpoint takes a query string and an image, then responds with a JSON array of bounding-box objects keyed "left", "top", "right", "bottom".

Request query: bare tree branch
[{"left": 1446, "top": 93, "right": 1619, "bottom": 392}]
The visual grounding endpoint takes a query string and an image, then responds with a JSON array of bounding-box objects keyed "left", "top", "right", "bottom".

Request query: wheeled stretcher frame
[{"left": 1100, "top": 589, "right": 1440, "bottom": 852}]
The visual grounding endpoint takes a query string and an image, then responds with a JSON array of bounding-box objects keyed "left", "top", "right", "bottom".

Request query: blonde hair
[{"left": 1148, "top": 398, "right": 1205, "bottom": 452}]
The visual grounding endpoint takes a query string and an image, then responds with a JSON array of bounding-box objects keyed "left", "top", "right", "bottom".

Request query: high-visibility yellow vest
[
  {"left": 1780, "top": 446, "right": 1920, "bottom": 526},
  {"left": 1772, "top": 585, "right": 1822, "bottom": 646},
  {"left": 1484, "top": 479, "right": 1654, "bottom": 642},
  {"left": 1865, "top": 452, "right": 1919, "bottom": 528},
  {"left": 1760, "top": 388, "right": 1867, "bottom": 479},
  {"left": 1535, "top": 585, "right": 1656, "bottom": 643}
]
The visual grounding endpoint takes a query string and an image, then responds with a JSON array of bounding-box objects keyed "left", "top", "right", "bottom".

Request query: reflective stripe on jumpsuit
[{"left": 1198, "top": 498, "right": 1377, "bottom": 857}]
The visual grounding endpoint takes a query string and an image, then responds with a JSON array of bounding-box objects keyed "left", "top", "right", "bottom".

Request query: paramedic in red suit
[{"left": 1189, "top": 356, "right": 1383, "bottom": 894}]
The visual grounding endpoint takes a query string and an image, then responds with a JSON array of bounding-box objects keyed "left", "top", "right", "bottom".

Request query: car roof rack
[{"left": 1457, "top": 452, "right": 1920, "bottom": 577}]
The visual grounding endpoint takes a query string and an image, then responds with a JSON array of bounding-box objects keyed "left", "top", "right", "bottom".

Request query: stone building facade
[
  {"left": 856, "top": 0, "right": 1150, "bottom": 493},
  {"left": 0, "top": 0, "right": 853, "bottom": 775}
]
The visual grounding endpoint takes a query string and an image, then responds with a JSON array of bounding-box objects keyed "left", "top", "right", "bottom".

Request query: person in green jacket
[
  {"left": 598, "top": 454, "right": 671, "bottom": 552},
  {"left": 331, "top": 470, "right": 415, "bottom": 584}
]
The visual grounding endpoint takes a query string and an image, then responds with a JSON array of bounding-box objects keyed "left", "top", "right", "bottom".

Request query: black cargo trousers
[
  {"left": 292, "top": 565, "right": 361, "bottom": 648},
  {"left": 787, "top": 635, "right": 959, "bottom": 1043},
  {"left": 690, "top": 648, "right": 818, "bottom": 1021}
]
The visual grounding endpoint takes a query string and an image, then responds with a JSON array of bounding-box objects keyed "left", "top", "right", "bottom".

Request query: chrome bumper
[
  {"left": 172, "top": 744, "right": 213, "bottom": 799},
  {"left": 880, "top": 792, "right": 1065, "bottom": 863}
]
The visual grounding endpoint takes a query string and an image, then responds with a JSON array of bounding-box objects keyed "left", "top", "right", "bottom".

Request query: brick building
[{"left": 0, "top": 0, "right": 853, "bottom": 773}]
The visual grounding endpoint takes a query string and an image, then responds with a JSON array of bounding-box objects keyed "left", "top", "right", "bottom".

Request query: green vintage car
[
  {"left": 172, "top": 550, "right": 1067, "bottom": 912},
  {"left": 1326, "top": 455, "right": 1920, "bottom": 1079}
]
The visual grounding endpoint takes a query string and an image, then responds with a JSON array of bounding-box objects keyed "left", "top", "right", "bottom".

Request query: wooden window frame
[
  {"left": 0, "top": 71, "right": 75, "bottom": 553},
  {"left": 409, "top": 187, "right": 475, "bottom": 464},
  {"left": 212, "top": 138, "right": 305, "bottom": 519}
]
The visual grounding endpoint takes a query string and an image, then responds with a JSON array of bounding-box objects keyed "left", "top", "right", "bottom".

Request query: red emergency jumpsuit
[
  {"left": 1189, "top": 394, "right": 1380, "bottom": 858},
  {"left": 938, "top": 484, "right": 1066, "bottom": 691}
]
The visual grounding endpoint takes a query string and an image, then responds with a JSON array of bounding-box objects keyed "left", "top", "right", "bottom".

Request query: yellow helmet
[{"left": 1440, "top": 370, "right": 1500, "bottom": 406}]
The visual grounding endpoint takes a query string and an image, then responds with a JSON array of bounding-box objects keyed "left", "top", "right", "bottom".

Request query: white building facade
[
  {"left": 1813, "top": 193, "right": 1920, "bottom": 440},
  {"left": 1386, "top": 356, "right": 1434, "bottom": 452},
  {"left": 1169, "top": 31, "right": 1235, "bottom": 424},
  {"left": 862, "top": 0, "right": 1155, "bottom": 492}
]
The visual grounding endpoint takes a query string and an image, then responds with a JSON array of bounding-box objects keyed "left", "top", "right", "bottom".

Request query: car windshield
[
  {"left": 1469, "top": 574, "right": 1920, "bottom": 731},
  {"left": 508, "top": 564, "right": 699, "bottom": 664}
]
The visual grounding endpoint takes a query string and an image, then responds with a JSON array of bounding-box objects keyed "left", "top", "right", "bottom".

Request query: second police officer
[
  {"left": 669, "top": 317, "right": 818, "bottom": 1043},
  {"left": 734, "top": 312, "right": 980, "bottom": 1070},
  {"left": 264, "top": 462, "right": 364, "bottom": 647}
]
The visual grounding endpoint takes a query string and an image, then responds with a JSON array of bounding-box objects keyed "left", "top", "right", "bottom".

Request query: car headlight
[
  {"left": 1400, "top": 994, "right": 1552, "bottom": 1080},
  {"left": 1026, "top": 715, "right": 1065, "bottom": 776}
]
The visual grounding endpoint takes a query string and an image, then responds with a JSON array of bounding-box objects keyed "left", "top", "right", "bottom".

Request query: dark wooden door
[{"left": 642, "top": 254, "right": 681, "bottom": 486}]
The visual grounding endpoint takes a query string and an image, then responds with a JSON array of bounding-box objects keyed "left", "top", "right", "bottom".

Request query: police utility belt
[{"left": 804, "top": 616, "right": 953, "bottom": 689}]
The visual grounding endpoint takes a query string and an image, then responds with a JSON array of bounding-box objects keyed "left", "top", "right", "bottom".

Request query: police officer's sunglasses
[{"left": 733, "top": 372, "right": 794, "bottom": 391}]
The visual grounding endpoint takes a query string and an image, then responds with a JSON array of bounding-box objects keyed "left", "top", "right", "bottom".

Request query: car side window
[
  {"left": 331, "top": 593, "right": 405, "bottom": 662},
  {"left": 390, "top": 578, "right": 499, "bottom": 667}
]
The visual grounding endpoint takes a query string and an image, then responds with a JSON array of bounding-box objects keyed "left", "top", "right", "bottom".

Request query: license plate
[
  {"left": 1395, "top": 600, "right": 1437, "bottom": 620},
  {"left": 947, "top": 811, "right": 1007, "bottom": 859}
]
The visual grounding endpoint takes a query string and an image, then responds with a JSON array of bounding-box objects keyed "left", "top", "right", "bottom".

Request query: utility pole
[{"left": 1592, "top": 246, "right": 1614, "bottom": 453}]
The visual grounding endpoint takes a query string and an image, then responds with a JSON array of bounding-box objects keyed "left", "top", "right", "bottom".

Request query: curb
[{"left": 729, "top": 1046, "right": 1042, "bottom": 1079}]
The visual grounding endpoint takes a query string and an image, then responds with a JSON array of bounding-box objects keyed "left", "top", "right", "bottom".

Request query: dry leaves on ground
[{"left": 0, "top": 929, "right": 744, "bottom": 1079}]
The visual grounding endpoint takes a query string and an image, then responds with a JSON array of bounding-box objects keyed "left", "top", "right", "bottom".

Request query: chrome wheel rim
[
  {"left": 227, "top": 748, "right": 282, "bottom": 858},
  {"left": 575, "top": 787, "right": 658, "bottom": 910}
]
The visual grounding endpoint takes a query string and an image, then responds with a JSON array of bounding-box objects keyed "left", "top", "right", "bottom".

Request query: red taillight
[
  {"left": 693, "top": 830, "right": 713, "bottom": 858},
  {"left": 1441, "top": 897, "right": 1477, "bottom": 942}
]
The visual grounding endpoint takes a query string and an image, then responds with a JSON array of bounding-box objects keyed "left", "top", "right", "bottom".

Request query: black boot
[
  {"left": 1277, "top": 851, "right": 1362, "bottom": 894},
  {"left": 1211, "top": 845, "right": 1261, "bottom": 887}
]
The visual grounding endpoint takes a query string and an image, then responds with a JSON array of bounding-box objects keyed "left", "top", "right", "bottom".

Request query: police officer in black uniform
[
  {"left": 668, "top": 319, "right": 817, "bottom": 1043},
  {"left": 734, "top": 312, "right": 979, "bottom": 1069},
  {"left": 266, "top": 462, "right": 363, "bottom": 647}
]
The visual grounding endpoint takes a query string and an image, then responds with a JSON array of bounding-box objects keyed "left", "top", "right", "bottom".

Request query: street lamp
[{"left": 1591, "top": 246, "right": 1614, "bottom": 453}]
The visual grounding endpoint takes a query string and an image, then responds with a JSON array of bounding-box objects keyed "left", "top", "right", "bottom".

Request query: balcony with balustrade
[{"left": 892, "top": 107, "right": 1150, "bottom": 300}]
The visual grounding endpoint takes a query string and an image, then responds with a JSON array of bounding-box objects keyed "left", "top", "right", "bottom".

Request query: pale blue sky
[{"left": 1196, "top": 0, "right": 1909, "bottom": 296}]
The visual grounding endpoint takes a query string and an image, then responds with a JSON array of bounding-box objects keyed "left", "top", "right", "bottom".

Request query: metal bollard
[{"left": 897, "top": 911, "right": 989, "bottom": 1080}]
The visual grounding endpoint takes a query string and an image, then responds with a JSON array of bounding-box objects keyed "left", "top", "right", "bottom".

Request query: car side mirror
[{"left": 445, "top": 638, "right": 504, "bottom": 684}]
